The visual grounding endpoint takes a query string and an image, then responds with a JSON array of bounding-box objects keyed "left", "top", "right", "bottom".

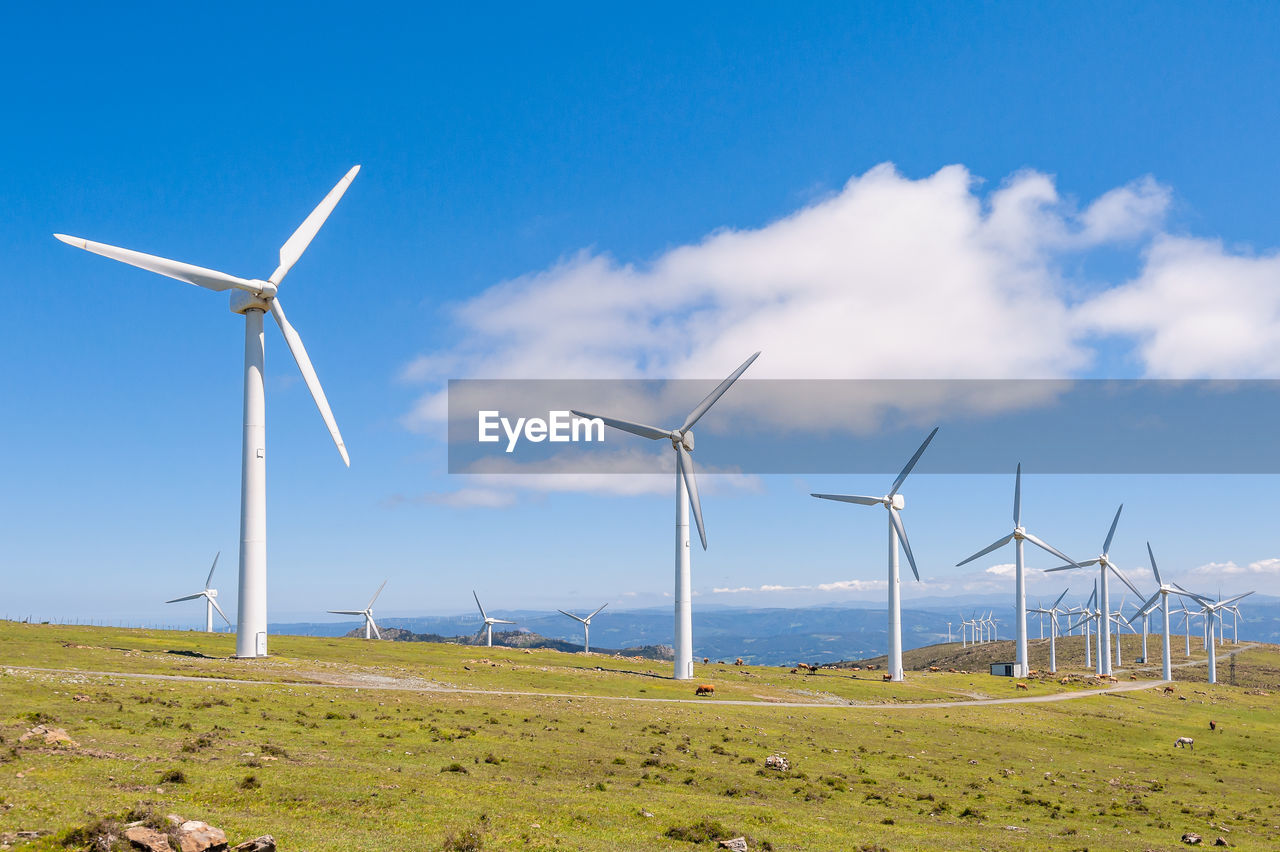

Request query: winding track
[
  {"left": 8, "top": 643, "right": 1255, "bottom": 710},
  {"left": 4, "top": 664, "right": 1173, "bottom": 709}
]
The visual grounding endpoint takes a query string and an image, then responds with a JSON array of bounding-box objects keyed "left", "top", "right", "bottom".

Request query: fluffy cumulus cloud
[
  {"left": 1191, "top": 558, "right": 1280, "bottom": 576},
  {"left": 983, "top": 563, "right": 1017, "bottom": 577},
  {"left": 1075, "top": 236, "right": 1280, "bottom": 377},
  {"left": 712, "top": 578, "right": 889, "bottom": 594},
  {"left": 398, "top": 161, "right": 1280, "bottom": 504}
]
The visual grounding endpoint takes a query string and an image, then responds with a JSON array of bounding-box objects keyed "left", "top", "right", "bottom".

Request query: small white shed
[{"left": 990, "top": 662, "right": 1016, "bottom": 677}]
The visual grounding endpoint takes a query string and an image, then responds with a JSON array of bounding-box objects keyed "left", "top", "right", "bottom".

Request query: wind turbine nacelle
[
  {"left": 678, "top": 431, "right": 694, "bottom": 451},
  {"left": 229, "top": 287, "right": 274, "bottom": 315},
  {"left": 890, "top": 493, "right": 905, "bottom": 510},
  {"left": 207, "top": 589, "right": 217, "bottom": 598}
]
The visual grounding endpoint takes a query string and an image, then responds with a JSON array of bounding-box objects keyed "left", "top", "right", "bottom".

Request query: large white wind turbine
[
  {"left": 1045, "top": 505, "right": 1143, "bottom": 677},
  {"left": 812, "top": 428, "right": 938, "bottom": 682},
  {"left": 165, "top": 552, "right": 230, "bottom": 633},
  {"left": 57, "top": 167, "right": 358, "bottom": 658},
  {"left": 558, "top": 603, "right": 608, "bottom": 653},
  {"left": 1179, "top": 588, "right": 1253, "bottom": 684},
  {"left": 474, "top": 591, "right": 515, "bottom": 648},
  {"left": 957, "top": 465, "right": 1079, "bottom": 677},
  {"left": 571, "top": 352, "right": 759, "bottom": 680},
  {"left": 328, "top": 580, "right": 388, "bottom": 640}
]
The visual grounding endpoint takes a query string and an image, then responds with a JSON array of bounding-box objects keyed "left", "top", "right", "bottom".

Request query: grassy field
[{"left": 2, "top": 622, "right": 1278, "bottom": 851}]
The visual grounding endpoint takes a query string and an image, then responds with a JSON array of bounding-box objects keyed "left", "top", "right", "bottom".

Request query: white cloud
[
  {"left": 1191, "top": 558, "right": 1280, "bottom": 576},
  {"left": 402, "top": 164, "right": 1176, "bottom": 439},
  {"left": 815, "top": 579, "right": 889, "bottom": 593},
  {"left": 984, "top": 563, "right": 1017, "bottom": 577},
  {"left": 1076, "top": 235, "right": 1280, "bottom": 378}
]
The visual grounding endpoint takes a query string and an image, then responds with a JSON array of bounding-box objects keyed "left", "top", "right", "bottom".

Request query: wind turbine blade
[
  {"left": 569, "top": 410, "right": 670, "bottom": 441},
  {"left": 1052, "top": 588, "right": 1070, "bottom": 610},
  {"left": 328, "top": 609, "right": 365, "bottom": 615},
  {"left": 888, "top": 426, "right": 939, "bottom": 498},
  {"left": 1013, "top": 463, "right": 1022, "bottom": 528},
  {"left": 1108, "top": 563, "right": 1145, "bottom": 598},
  {"left": 165, "top": 592, "right": 205, "bottom": 603},
  {"left": 956, "top": 533, "right": 1014, "bottom": 567},
  {"left": 494, "top": 618, "right": 516, "bottom": 625},
  {"left": 205, "top": 551, "right": 220, "bottom": 589},
  {"left": 677, "top": 444, "right": 707, "bottom": 550},
  {"left": 558, "top": 609, "right": 587, "bottom": 624},
  {"left": 269, "top": 298, "right": 349, "bottom": 466},
  {"left": 366, "top": 579, "right": 388, "bottom": 610},
  {"left": 209, "top": 596, "right": 231, "bottom": 625},
  {"left": 1023, "top": 532, "right": 1080, "bottom": 569},
  {"left": 587, "top": 602, "right": 609, "bottom": 620},
  {"left": 811, "top": 493, "right": 882, "bottom": 506},
  {"left": 810, "top": 492, "right": 882, "bottom": 506},
  {"left": 1102, "top": 504, "right": 1123, "bottom": 555},
  {"left": 1046, "top": 557, "right": 1099, "bottom": 573},
  {"left": 1218, "top": 591, "right": 1254, "bottom": 608},
  {"left": 54, "top": 234, "right": 262, "bottom": 294},
  {"left": 270, "top": 166, "right": 361, "bottom": 285},
  {"left": 888, "top": 505, "right": 920, "bottom": 581},
  {"left": 369, "top": 617, "right": 381, "bottom": 640},
  {"left": 679, "top": 351, "right": 761, "bottom": 434},
  {"left": 473, "top": 591, "right": 487, "bottom": 621},
  {"left": 1146, "top": 541, "right": 1163, "bottom": 586}
]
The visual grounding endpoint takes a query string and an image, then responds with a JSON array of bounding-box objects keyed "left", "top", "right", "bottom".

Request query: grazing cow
[
  {"left": 1027, "top": 670, "right": 1039, "bottom": 677},
  {"left": 867, "top": 664, "right": 879, "bottom": 670},
  {"left": 1060, "top": 677, "right": 1070, "bottom": 685},
  {"left": 1107, "top": 676, "right": 1119, "bottom": 684},
  {"left": 1174, "top": 736, "right": 1194, "bottom": 749},
  {"left": 1130, "top": 675, "right": 1138, "bottom": 681},
  {"left": 928, "top": 666, "right": 940, "bottom": 672},
  {"left": 695, "top": 684, "right": 715, "bottom": 696},
  {"left": 734, "top": 658, "right": 744, "bottom": 666},
  {"left": 1163, "top": 685, "right": 1176, "bottom": 694},
  {"left": 948, "top": 668, "right": 957, "bottom": 673},
  {"left": 882, "top": 673, "right": 892, "bottom": 681},
  {"left": 789, "top": 668, "right": 798, "bottom": 674},
  {"left": 1015, "top": 682, "right": 1028, "bottom": 691},
  {"left": 796, "top": 662, "right": 811, "bottom": 671},
  {"left": 1209, "top": 721, "right": 1217, "bottom": 731},
  {"left": 703, "top": 657, "right": 709, "bottom": 664},
  {"left": 851, "top": 666, "right": 862, "bottom": 672}
]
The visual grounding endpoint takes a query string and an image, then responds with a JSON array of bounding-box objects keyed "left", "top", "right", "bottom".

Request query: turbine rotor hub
[
  {"left": 673, "top": 430, "right": 694, "bottom": 452},
  {"left": 1013, "top": 526, "right": 1026, "bottom": 539},
  {"left": 889, "top": 493, "right": 904, "bottom": 510},
  {"left": 229, "top": 289, "right": 272, "bottom": 315}
]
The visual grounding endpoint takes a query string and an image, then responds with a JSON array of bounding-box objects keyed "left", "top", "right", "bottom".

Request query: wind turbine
[
  {"left": 1178, "top": 589, "right": 1253, "bottom": 683},
  {"left": 165, "top": 552, "right": 230, "bottom": 633},
  {"left": 1135, "top": 543, "right": 1196, "bottom": 681},
  {"left": 328, "top": 580, "right": 387, "bottom": 640},
  {"left": 813, "top": 427, "right": 938, "bottom": 682},
  {"left": 957, "top": 465, "right": 1079, "bottom": 677},
  {"left": 1030, "top": 589, "right": 1070, "bottom": 673},
  {"left": 56, "top": 167, "right": 359, "bottom": 659},
  {"left": 570, "top": 352, "right": 759, "bottom": 680},
  {"left": 1045, "top": 505, "right": 1143, "bottom": 677},
  {"left": 558, "top": 603, "right": 608, "bottom": 653},
  {"left": 473, "top": 591, "right": 515, "bottom": 648}
]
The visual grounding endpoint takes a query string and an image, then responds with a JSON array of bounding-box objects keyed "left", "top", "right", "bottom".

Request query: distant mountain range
[{"left": 276, "top": 595, "right": 1280, "bottom": 667}]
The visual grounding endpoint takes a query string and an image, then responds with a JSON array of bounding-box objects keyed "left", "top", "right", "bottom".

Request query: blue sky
[{"left": 4, "top": 3, "right": 1280, "bottom": 627}]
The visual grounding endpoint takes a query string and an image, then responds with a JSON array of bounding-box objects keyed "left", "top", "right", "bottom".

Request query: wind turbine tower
[
  {"left": 571, "top": 353, "right": 759, "bottom": 680},
  {"left": 813, "top": 428, "right": 938, "bottom": 682},
  {"left": 56, "top": 167, "right": 359, "bottom": 658}
]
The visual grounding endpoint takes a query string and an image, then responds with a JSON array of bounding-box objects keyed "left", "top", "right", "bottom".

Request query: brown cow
[
  {"left": 734, "top": 658, "right": 744, "bottom": 666},
  {"left": 1163, "top": 685, "right": 1176, "bottom": 694},
  {"left": 695, "top": 684, "right": 715, "bottom": 696},
  {"left": 882, "top": 673, "right": 892, "bottom": 681},
  {"left": 1015, "top": 682, "right": 1028, "bottom": 691}
]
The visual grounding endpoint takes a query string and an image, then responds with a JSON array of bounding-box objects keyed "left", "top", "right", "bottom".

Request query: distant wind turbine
[
  {"left": 328, "top": 580, "right": 388, "bottom": 640},
  {"left": 571, "top": 352, "right": 759, "bottom": 680},
  {"left": 558, "top": 603, "right": 608, "bottom": 653},
  {"left": 813, "top": 427, "right": 938, "bottom": 682},
  {"left": 165, "top": 552, "right": 230, "bottom": 633},
  {"left": 1179, "top": 588, "right": 1253, "bottom": 683},
  {"left": 56, "top": 167, "right": 359, "bottom": 658},
  {"left": 474, "top": 591, "right": 515, "bottom": 648}
]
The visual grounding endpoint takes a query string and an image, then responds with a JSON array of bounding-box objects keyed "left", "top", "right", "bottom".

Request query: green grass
[{"left": 2, "top": 622, "right": 1278, "bottom": 850}]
